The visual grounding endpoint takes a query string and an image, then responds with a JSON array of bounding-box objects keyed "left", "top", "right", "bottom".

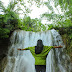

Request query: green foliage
[
  {"left": 0, "top": 0, "right": 72, "bottom": 39},
  {"left": 0, "top": 28, "right": 10, "bottom": 38},
  {"left": 0, "top": 12, "right": 20, "bottom": 38},
  {"left": 48, "top": 24, "right": 54, "bottom": 30},
  {"left": 42, "top": 0, "right": 72, "bottom": 29},
  {"left": 44, "top": 2, "right": 53, "bottom": 11},
  {"left": 0, "top": 0, "right": 21, "bottom": 38},
  {"left": 0, "top": 0, "right": 46, "bottom": 38},
  {"left": 54, "top": 0, "right": 72, "bottom": 19},
  {"left": 19, "top": 16, "right": 35, "bottom": 31},
  {"left": 18, "top": 16, "right": 46, "bottom": 32}
]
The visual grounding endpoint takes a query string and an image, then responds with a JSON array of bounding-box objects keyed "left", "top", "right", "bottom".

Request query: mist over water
[{"left": 3, "top": 29, "right": 71, "bottom": 72}]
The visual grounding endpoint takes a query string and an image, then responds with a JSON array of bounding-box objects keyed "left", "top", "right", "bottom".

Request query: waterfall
[
  {"left": 51, "top": 30, "right": 71, "bottom": 72},
  {"left": 3, "top": 29, "right": 71, "bottom": 72}
]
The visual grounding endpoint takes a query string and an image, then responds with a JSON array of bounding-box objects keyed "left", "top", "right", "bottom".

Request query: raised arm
[
  {"left": 17, "top": 48, "right": 29, "bottom": 50},
  {"left": 53, "top": 45, "right": 63, "bottom": 48},
  {"left": 18, "top": 49, "right": 27, "bottom": 50}
]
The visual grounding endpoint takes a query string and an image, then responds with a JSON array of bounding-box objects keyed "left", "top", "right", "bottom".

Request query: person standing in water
[{"left": 18, "top": 39, "right": 62, "bottom": 72}]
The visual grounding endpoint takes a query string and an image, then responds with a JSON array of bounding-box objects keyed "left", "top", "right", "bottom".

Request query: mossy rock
[{"left": 0, "top": 57, "right": 8, "bottom": 72}]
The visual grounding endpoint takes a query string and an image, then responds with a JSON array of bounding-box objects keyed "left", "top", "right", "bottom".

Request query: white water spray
[{"left": 3, "top": 29, "right": 71, "bottom": 72}]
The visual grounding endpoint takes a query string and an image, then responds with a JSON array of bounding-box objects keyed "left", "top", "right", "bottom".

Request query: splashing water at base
[{"left": 3, "top": 29, "right": 71, "bottom": 72}]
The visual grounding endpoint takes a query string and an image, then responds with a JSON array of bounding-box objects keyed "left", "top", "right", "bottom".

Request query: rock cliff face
[
  {"left": 0, "top": 39, "right": 9, "bottom": 60},
  {"left": 0, "top": 39, "right": 9, "bottom": 72},
  {"left": 57, "top": 27, "right": 72, "bottom": 63}
]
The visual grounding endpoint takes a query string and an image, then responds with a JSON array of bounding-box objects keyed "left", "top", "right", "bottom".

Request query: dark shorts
[{"left": 35, "top": 65, "right": 46, "bottom": 72}]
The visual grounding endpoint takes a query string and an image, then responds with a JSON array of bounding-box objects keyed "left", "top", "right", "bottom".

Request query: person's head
[
  {"left": 37, "top": 39, "right": 43, "bottom": 47},
  {"left": 35, "top": 39, "right": 44, "bottom": 54}
]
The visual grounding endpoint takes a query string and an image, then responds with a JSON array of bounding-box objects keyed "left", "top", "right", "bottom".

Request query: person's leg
[
  {"left": 41, "top": 65, "right": 46, "bottom": 72},
  {"left": 35, "top": 65, "right": 46, "bottom": 72}
]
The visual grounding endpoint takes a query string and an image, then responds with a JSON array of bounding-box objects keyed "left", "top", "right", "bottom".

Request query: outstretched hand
[
  {"left": 59, "top": 45, "right": 63, "bottom": 48},
  {"left": 54, "top": 45, "right": 63, "bottom": 48},
  {"left": 17, "top": 49, "right": 21, "bottom": 50},
  {"left": 17, "top": 49, "right": 26, "bottom": 50}
]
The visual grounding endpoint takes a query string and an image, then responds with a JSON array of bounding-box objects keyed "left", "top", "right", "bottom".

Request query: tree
[
  {"left": 0, "top": 0, "right": 46, "bottom": 38},
  {"left": 0, "top": 1, "right": 21, "bottom": 38},
  {"left": 40, "top": 0, "right": 72, "bottom": 29}
]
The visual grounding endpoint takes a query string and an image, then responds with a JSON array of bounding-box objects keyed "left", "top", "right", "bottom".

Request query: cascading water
[
  {"left": 51, "top": 30, "right": 71, "bottom": 72},
  {"left": 2, "top": 29, "right": 71, "bottom": 72}
]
